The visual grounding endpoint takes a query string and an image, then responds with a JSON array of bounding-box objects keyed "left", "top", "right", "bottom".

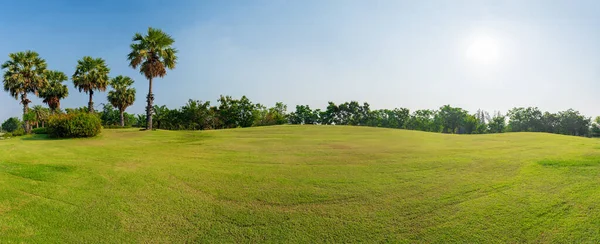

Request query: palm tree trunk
[
  {"left": 22, "top": 93, "right": 30, "bottom": 134},
  {"left": 88, "top": 91, "right": 94, "bottom": 113},
  {"left": 146, "top": 77, "right": 154, "bottom": 130},
  {"left": 120, "top": 109, "right": 125, "bottom": 127}
]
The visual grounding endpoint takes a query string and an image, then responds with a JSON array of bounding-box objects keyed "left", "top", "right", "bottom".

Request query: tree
[
  {"left": 2, "top": 51, "right": 48, "bottom": 133},
  {"left": 107, "top": 75, "right": 136, "bottom": 126},
  {"left": 30, "top": 105, "right": 49, "bottom": 128},
  {"left": 557, "top": 109, "right": 590, "bottom": 136},
  {"left": 39, "top": 70, "right": 69, "bottom": 113},
  {"left": 407, "top": 109, "right": 437, "bottom": 132},
  {"left": 289, "top": 105, "right": 317, "bottom": 124},
  {"left": 152, "top": 105, "right": 169, "bottom": 129},
  {"left": 487, "top": 112, "right": 506, "bottom": 133},
  {"left": 181, "top": 99, "right": 211, "bottom": 130},
  {"left": 128, "top": 27, "right": 178, "bottom": 130},
  {"left": 1, "top": 117, "right": 21, "bottom": 132},
  {"left": 437, "top": 105, "right": 469, "bottom": 134},
  {"left": 507, "top": 107, "right": 543, "bottom": 132},
  {"left": 72, "top": 56, "right": 110, "bottom": 113},
  {"left": 135, "top": 114, "right": 147, "bottom": 128}
]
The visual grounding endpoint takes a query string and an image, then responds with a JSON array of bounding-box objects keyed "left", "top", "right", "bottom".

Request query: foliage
[
  {"left": 72, "top": 56, "right": 110, "bottom": 113},
  {"left": 253, "top": 102, "right": 287, "bottom": 126},
  {"left": 39, "top": 70, "right": 69, "bottom": 112},
  {"left": 487, "top": 112, "right": 506, "bottom": 133},
  {"left": 2, "top": 51, "right": 48, "bottom": 133},
  {"left": 128, "top": 27, "right": 178, "bottom": 130},
  {"left": 11, "top": 127, "right": 25, "bottom": 136},
  {"left": 31, "top": 127, "right": 48, "bottom": 134},
  {"left": 217, "top": 95, "right": 258, "bottom": 128},
  {"left": 107, "top": 75, "right": 136, "bottom": 126},
  {"left": 1, "top": 117, "right": 21, "bottom": 132},
  {"left": 30, "top": 105, "right": 50, "bottom": 128},
  {"left": 99, "top": 104, "right": 136, "bottom": 127},
  {"left": 47, "top": 112, "right": 102, "bottom": 138}
]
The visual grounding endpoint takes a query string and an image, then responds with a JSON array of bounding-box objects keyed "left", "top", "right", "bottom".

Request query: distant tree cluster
[{"left": 287, "top": 102, "right": 594, "bottom": 137}]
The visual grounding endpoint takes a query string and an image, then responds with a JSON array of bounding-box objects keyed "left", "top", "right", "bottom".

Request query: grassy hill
[{"left": 1, "top": 125, "right": 600, "bottom": 242}]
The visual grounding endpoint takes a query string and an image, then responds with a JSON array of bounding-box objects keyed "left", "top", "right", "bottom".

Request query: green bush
[
  {"left": 47, "top": 113, "right": 102, "bottom": 138},
  {"left": 2, "top": 132, "right": 12, "bottom": 138},
  {"left": 11, "top": 127, "right": 25, "bottom": 136},
  {"left": 31, "top": 127, "right": 48, "bottom": 134}
]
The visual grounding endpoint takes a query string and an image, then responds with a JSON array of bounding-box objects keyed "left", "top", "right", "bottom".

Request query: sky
[{"left": 1, "top": 0, "right": 600, "bottom": 121}]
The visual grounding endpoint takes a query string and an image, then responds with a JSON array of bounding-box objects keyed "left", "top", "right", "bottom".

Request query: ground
[{"left": 1, "top": 125, "right": 600, "bottom": 243}]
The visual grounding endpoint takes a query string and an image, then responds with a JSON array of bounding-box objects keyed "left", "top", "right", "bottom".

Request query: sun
[{"left": 466, "top": 36, "right": 500, "bottom": 65}]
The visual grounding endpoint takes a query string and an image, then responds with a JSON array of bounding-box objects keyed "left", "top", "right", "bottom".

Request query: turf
[{"left": 1, "top": 125, "right": 600, "bottom": 243}]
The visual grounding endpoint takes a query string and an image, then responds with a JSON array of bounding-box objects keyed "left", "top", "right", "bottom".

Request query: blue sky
[{"left": 2, "top": 0, "right": 600, "bottom": 121}]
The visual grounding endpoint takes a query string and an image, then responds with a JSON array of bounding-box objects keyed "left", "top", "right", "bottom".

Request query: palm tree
[
  {"left": 40, "top": 70, "right": 69, "bottom": 113},
  {"left": 1, "top": 51, "right": 48, "bottom": 133},
  {"left": 107, "top": 75, "right": 136, "bottom": 126},
  {"left": 30, "top": 105, "right": 49, "bottom": 128},
  {"left": 128, "top": 27, "right": 177, "bottom": 130},
  {"left": 72, "top": 56, "right": 110, "bottom": 113}
]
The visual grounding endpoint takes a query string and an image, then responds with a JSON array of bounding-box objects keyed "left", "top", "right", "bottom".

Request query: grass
[{"left": 1, "top": 125, "right": 600, "bottom": 243}]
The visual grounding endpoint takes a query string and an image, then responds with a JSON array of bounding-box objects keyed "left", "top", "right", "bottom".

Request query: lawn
[{"left": 1, "top": 125, "right": 600, "bottom": 243}]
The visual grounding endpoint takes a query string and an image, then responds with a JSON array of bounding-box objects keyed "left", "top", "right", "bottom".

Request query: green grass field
[{"left": 1, "top": 125, "right": 600, "bottom": 243}]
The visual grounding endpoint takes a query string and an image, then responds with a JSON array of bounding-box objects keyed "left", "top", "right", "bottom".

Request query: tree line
[{"left": 3, "top": 92, "right": 600, "bottom": 138}]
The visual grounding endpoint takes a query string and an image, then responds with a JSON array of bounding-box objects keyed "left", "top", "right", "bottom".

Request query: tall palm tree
[
  {"left": 72, "top": 56, "right": 110, "bottom": 113},
  {"left": 107, "top": 75, "right": 136, "bottom": 126},
  {"left": 40, "top": 70, "right": 69, "bottom": 113},
  {"left": 128, "top": 27, "right": 177, "bottom": 130},
  {"left": 1, "top": 51, "right": 48, "bottom": 133}
]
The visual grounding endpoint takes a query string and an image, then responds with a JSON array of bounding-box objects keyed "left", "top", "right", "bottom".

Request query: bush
[
  {"left": 47, "top": 113, "right": 102, "bottom": 138},
  {"left": 2, "top": 132, "right": 12, "bottom": 137},
  {"left": 11, "top": 127, "right": 25, "bottom": 136},
  {"left": 31, "top": 127, "right": 48, "bottom": 134}
]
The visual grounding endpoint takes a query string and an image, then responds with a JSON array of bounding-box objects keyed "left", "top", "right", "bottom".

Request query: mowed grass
[{"left": 2, "top": 126, "right": 600, "bottom": 243}]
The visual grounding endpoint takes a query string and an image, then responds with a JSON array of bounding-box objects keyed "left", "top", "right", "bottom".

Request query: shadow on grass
[{"left": 20, "top": 134, "right": 60, "bottom": 141}]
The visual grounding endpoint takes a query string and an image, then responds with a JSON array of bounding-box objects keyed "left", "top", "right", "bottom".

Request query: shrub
[
  {"left": 2, "top": 132, "right": 12, "bottom": 138},
  {"left": 31, "top": 127, "right": 48, "bottom": 134},
  {"left": 47, "top": 113, "right": 102, "bottom": 138},
  {"left": 11, "top": 127, "right": 25, "bottom": 136}
]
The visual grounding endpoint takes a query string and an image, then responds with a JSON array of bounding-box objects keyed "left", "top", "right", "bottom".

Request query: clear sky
[{"left": 1, "top": 0, "right": 600, "bottom": 121}]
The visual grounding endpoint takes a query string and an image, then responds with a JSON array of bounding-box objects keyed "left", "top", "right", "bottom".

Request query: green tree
[
  {"left": 487, "top": 112, "right": 506, "bottom": 133},
  {"left": 290, "top": 105, "right": 317, "bottom": 124},
  {"left": 30, "top": 105, "right": 49, "bottom": 128},
  {"left": 1, "top": 117, "right": 21, "bottom": 132},
  {"left": 507, "top": 107, "right": 543, "bottom": 132},
  {"left": 72, "top": 56, "right": 110, "bottom": 113},
  {"left": 107, "top": 76, "right": 136, "bottom": 126},
  {"left": 40, "top": 70, "right": 69, "bottom": 113},
  {"left": 152, "top": 105, "right": 169, "bottom": 129},
  {"left": 128, "top": 27, "right": 178, "bottom": 130},
  {"left": 437, "top": 105, "right": 469, "bottom": 134},
  {"left": 136, "top": 114, "right": 147, "bottom": 128},
  {"left": 1, "top": 51, "right": 48, "bottom": 133}
]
